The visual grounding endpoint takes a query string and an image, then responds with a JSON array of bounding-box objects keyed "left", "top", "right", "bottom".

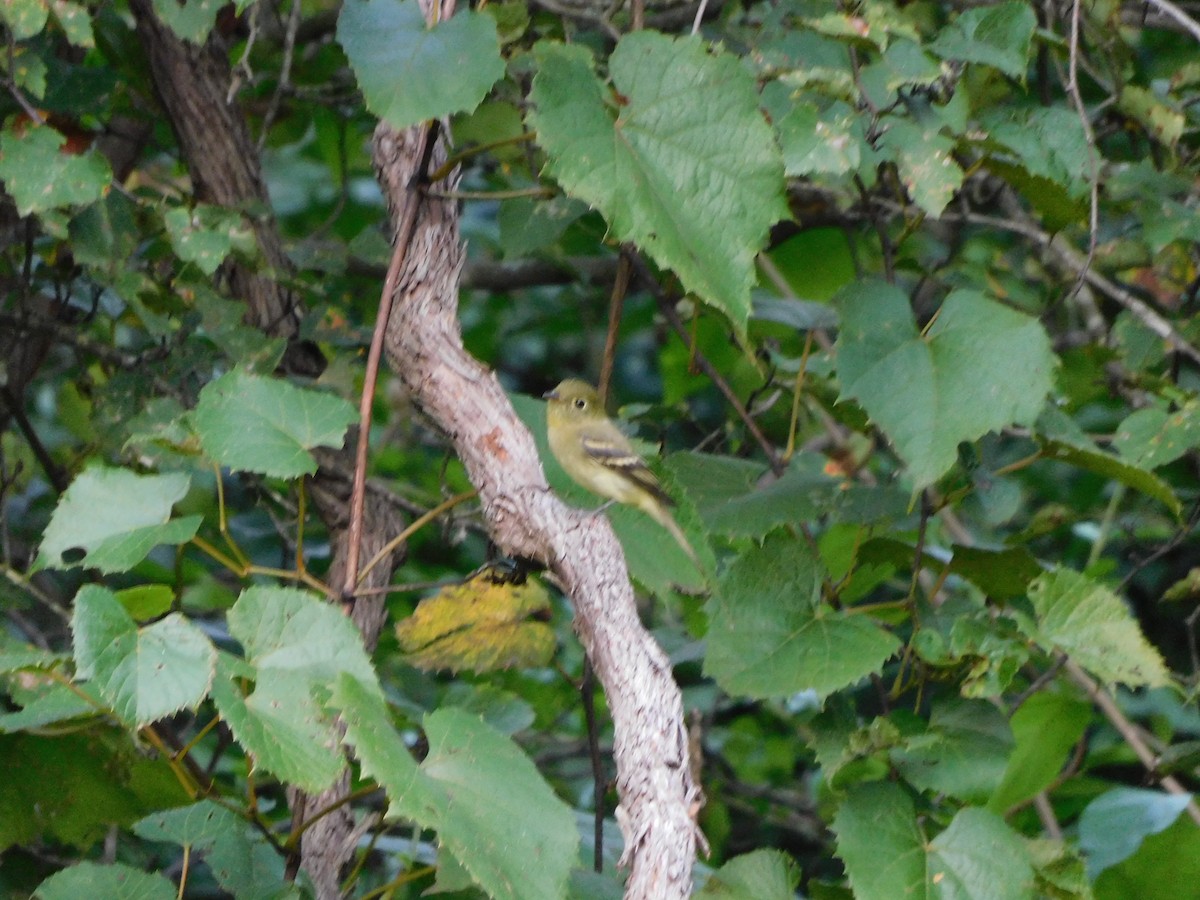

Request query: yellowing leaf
[{"left": 396, "top": 571, "right": 555, "bottom": 673}]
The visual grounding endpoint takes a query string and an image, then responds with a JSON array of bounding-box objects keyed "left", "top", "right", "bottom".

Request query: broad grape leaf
[
  {"left": 164, "top": 204, "right": 256, "bottom": 275},
  {"left": 704, "top": 535, "right": 899, "bottom": 700},
  {"left": 35, "top": 466, "right": 200, "bottom": 573},
  {"left": 72, "top": 586, "right": 215, "bottom": 727},
  {"left": 338, "top": 0, "right": 504, "bottom": 129},
  {"left": 192, "top": 370, "right": 356, "bottom": 478},
  {"left": 834, "top": 782, "right": 1033, "bottom": 900},
  {"left": 209, "top": 587, "right": 381, "bottom": 793},
  {"left": 530, "top": 34, "right": 787, "bottom": 335},
  {"left": 930, "top": 0, "right": 1037, "bottom": 78},
  {"left": 696, "top": 849, "right": 800, "bottom": 899},
  {"left": 151, "top": 0, "right": 222, "bottom": 43},
  {"left": 837, "top": 281, "right": 1056, "bottom": 488},
  {"left": 34, "top": 862, "right": 175, "bottom": 900},
  {"left": 334, "top": 677, "right": 576, "bottom": 900}
]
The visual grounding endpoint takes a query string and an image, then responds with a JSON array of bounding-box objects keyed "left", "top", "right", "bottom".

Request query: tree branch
[{"left": 373, "top": 113, "right": 700, "bottom": 900}]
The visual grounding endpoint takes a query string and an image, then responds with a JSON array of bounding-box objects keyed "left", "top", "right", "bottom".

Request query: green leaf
[
  {"left": 835, "top": 784, "right": 1034, "bottom": 900},
  {"left": 697, "top": 849, "right": 801, "bottom": 899},
  {"left": 987, "top": 691, "right": 1092, "bottom": 814},
  {"left": 928, "top": 808, "right": 1034, "bottom": 899},
  {"left": 0, "top": 685, "right": 96, "bottom": 733},
  {"left": 227, "top": 586, "right": 379, "bottom": 688},
  {"left": 777, "top": 101, "right": 862, "bottom": 177},
  {"left": 115, "top": 584, "right": 175, "bottom": 620},
  {"left": 890, "top": 698, "right": 1014, "bottom": 802},
  {"left": 0, "top": 0, "right": 49, "bottom": 39},
  {"left": 704, "top": 535, "right": 899, "bottom": 700},
  {"left": 1022, "top": 569, "right": 1170, "bottom": 688},
  {"left": 338, "top": 0, "right": 504, "bottom": 129},
  {"left": 334, "top": 676, "right": 577, "bottom": 900},
  {"left": 1037, "top": 438, "right": 1181, "bottom": 516},
  {"left": 836, "top": 281, "right": 1056, "bottom": 489},
  {"left": 878, "top": 119, "right": 961, "bottom": 216},
  {"left": 832, "top": 781, "right": 927, "bottom": 900},
  {"left": 1094, "top": 813, "right": 1200, "bottom": 900},
  {"left": 1079, "top": 788, "right": 1192, "bottom": 878},
  {"left": 164, "top": 204, "right": 255, "bottom": 275},
  {"left": 134, "top": 800, "right": 289, "bottom": 898},
  {"left": 33, "top": 862, "right": 176, "bottom": 900},
  {"left": 210, "top": 653, "right": 346, "bottom": 794},
  {"left": 72, "top": 585, "right": 216, "bottom": 728},
  {"left": 134, "top": 798, "right": 241, "bottom": 847},
  {"left": 51, "top": 0, "right": 94, "bottom": 46},
  {"left": 210, "top": 587, "right": 380, "bottom": 792},
  {"left": 0, "top": 730, "right": 190, "bottom": 851},
  {"left": 192, "top": 370, "right": 357, "bottom": 478},
  {"left": 34, "top": 466, "right": 200, "bottom": 573},
  {"left": 0, "top": 646, "right": 67, "bottom": 673},
  {"left": 529, "top": 34, "right": 787, "bottom": 335},
  {"left": 929, "top": 0, "right": 1037, "bottom": 78},
  {"left": 69, "top": 192, "right": 140, "bottom": 270},
  {"left": 0, "top": 125, "right": 111, "bottom": 215},
  {"left": 150, "top": 0, "right": 223, "bottom": 43},
  {"left": 1114, "top": 402, "right": 1200, "bottom": 469},
  {"left": 982, "top": 107, "right": 1090, "bottom": 199}
]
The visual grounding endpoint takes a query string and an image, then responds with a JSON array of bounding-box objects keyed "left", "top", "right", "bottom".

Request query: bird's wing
[{"left": 580, "top": 431, "right": 675, "bottom": 508}]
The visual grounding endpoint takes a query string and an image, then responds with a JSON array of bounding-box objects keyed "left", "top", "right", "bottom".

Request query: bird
[{"left": 543, "top": 378, "right": 698, "bottom": 564}]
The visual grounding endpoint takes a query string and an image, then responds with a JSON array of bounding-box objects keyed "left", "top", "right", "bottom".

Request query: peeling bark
[{"left": 372, "top": 118, "right": 700, "bottom": 900}]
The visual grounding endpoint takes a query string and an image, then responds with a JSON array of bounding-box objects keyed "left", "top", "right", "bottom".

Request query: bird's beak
[{"left": 542, "top": 389, "right": 559, "bottom": 400}]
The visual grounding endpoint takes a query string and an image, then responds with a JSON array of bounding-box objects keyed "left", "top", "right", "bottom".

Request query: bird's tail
[{"left": 650, "top": 504, "right": 699, "bottom": 566}]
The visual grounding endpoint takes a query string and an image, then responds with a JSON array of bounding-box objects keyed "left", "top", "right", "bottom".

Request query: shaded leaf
[
  {"left": 150, "top": 0, "right": 222, "bottom": 43},
  {"left": 704, "top": 535, "right": 899, "bottom": 700},
  {"left": 929, "top": 1, "right": 1037, "bottom": 78},
  {"left": 890, "top": 698, "right": 1014, "bottom": 802},
  {"left": 0, "top": 125, "right": 110, "bottom": 215},
  {"left": 928, "top": 808, "right": 1034, "bottom": 899},
  {"left": 1079, "top": 788, "right": 1192, "bottom": 878},
  {"left": 34, "top": 862, "right": 176, "bottom": 900},
  {"left": 334, "top": 677, "right": 577, "bottom": 900},
  {"left": 697, "top": 849, "right": 801, "bottom": 899}
]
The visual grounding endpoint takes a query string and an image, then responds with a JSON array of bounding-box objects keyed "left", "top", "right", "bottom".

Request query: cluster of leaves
[{"left": 2, "top": 0, "right": 1200, "bottom": 897}]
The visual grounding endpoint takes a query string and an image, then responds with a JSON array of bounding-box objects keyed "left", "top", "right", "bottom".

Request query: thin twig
[
  {"left": 343, "top": 120, "right": 437, "bottom": 600},
  {"left": 256, "top": 0, "right": 304, "bottom": 153},
  {"left": 1065, "top": 658, "right": 1200, "bottom": 826},
  {"left": 598, "top": 252, "right": 633, "bottom": 405},
  {"left": 1143, "top": 0, "right": 1200, "bottom": 42},
  {"left": 655, "top": 294, "right": 785, "bottom": 476},
  {"left": 947, "top": 210, "right": 1200, "bottom": 366},
  {"left": 1062, "top": 0, "right": 1100, "bottom": 302}
]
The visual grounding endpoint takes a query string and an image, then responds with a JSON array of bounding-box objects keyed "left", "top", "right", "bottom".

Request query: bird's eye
[{"left": 573, "top": 398, "right": 587, "bottom": 410}]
